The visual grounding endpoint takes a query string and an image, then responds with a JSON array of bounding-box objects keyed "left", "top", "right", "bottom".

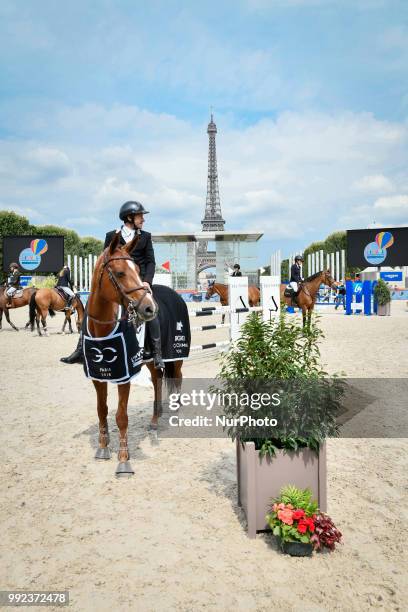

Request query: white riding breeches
[
  {"left": 59, "top": 286, "right": 75, "bottom": 299},
  {"left": 289, "top": 282, "right": 298, "bottom": 292},
  {"left": 6, "top": 287, "right": 17, "bottom": 297}
]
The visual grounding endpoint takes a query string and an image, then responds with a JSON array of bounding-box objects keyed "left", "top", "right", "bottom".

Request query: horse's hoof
[
  {"left": 95, "top": 447, "right": 111, "bottom": 460},
  {"left": 115, "top": 461, "right": 134, "bottom": 477},
  {"left": 149, "top": 421, "right": 158, "bottom": 431}
]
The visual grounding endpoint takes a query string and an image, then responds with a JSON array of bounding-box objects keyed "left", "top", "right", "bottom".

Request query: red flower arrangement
[{"left": 266, "top": 485, "right": 342, "bottom": 554}]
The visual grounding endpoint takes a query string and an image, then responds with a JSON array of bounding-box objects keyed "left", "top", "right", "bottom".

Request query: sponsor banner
[
  {"left": 3, "top": 236, "right": 64, "bottom": 272},
  {"left": 347, "top": 227, "right": 408, "bottom": 267},
  {"left": 380, "top": 271, "right": 403, "bottom": 282}
]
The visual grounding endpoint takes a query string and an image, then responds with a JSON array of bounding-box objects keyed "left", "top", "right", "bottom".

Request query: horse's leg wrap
[{"left": 146, "top": 317, "right": 164, "bottom": 369}]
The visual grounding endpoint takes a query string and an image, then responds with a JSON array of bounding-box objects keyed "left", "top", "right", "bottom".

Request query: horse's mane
[{"left": 304, "top": 271, "right": 324, "bottom": 282}]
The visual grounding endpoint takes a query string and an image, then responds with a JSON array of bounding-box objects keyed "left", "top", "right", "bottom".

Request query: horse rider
[
  {"left": 289, "top": 255, "right": 304, "bottom": 299},
  {"left": 55, "top": 264, "right": 75, "bottom": 308},
  {"left": 5, "top": 262, "right": 22, "bottom": 308},
  {"left": 60, "top": 201, "right": 165, "bottom": 369},
  {"left": 231, "top": 264, "right": 242, "bottom": 277}
]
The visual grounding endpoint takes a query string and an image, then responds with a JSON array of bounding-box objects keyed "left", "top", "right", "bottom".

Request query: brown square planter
[
  {"left": 377, "top": 302, "right": 391, "bottom": 316},
  {"left": 236, "top": 440, "right": 327, "bottom": 538}
]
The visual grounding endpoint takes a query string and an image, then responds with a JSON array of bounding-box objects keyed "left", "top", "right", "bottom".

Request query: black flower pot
[{"left": 278, "top": 538, "right": 313, "bottom": 557}]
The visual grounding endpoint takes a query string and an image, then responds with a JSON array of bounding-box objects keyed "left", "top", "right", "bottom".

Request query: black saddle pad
[{"left": 151, "top": 284, "right": 191, "bottom": 361}]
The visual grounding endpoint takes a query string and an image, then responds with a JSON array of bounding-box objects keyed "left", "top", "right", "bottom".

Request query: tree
[
  {"left": 80, "top": 236, "right": 104, "bottom": 258},
  {"left": 0, "top": 211, "right": 34, "bottom": 281}
]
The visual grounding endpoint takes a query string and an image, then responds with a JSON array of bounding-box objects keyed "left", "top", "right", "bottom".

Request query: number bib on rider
[{"left": 83, "top": 312, "right": 145, "bottom": 384}]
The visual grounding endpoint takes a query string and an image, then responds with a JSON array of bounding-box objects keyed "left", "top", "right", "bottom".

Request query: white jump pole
[
  {"left": 84, "top": 259, "right": 88, "bottom": 292},
  {"left": 320, "top": 250, "right": 324, "bottom": 273},
  {"left": 79, "top": 257, "right": 83, "bottom": 291},
  {"left": 88, "top": 254, "right": 93, "bottom": 288},
  {"left": 341, "top": 250, "right": 346, "bottom": 281},
  {"left": 73, "top": 255, "right": 78, "bottom": 291},
  {"left": 326, "top": 253, "right": 330, "bottom": 272},
  {"left": 335, "top": 251, "right": 340, "bottom": 282},
  {"left": 67, "top": 254, "right": 71, "bottom": 271}
]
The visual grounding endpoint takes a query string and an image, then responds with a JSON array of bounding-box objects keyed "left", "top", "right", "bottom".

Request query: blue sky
[{"left": 1, "top": 0, "right": 407, "bottom": 264}]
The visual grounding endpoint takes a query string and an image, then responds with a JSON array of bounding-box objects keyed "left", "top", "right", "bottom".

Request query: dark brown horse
[
  {"left": 87, "top": 231, "right": 184, "bottom": 477},
  {"left": 29, "top": 288, "right": 85, "bottom": 336},
  {"left": 0, "top": 285, "right": 37, "bottom": 331},
  {"left": 281, "top": 270, "right": 337, "bottom": 328},
  {"left": 205, "top": 281, "right": 261, "bottom": 324}
]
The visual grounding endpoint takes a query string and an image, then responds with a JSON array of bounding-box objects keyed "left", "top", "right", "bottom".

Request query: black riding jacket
[
  {"left": 231, "top": 270, "right": 242, "bottom": 277},
  {"left": 290, "top": 263, "right": 303, "bottom": 284},
  {"left": 56, "top": 268, "right": 73, "bottom": 290},
  {"left": 104, "top": 229, "right": 156, "bottom": 286},
  {"left": 7, "top": 269, "right": 21, "bottom": 288}
]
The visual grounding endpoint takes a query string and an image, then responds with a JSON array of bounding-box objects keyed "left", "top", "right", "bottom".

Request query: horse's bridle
[
  {"left": 299, "top": 271, "right": 336, "bottom": 299},
  {"left": 87, "top": 251, "right": 154, "bottom": 326}
]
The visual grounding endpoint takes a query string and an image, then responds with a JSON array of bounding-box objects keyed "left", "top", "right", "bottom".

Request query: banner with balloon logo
[
  {"left": 347, "top": 227, "right": 408, "bottom": 268},
  {"left": 18, "top": 239, "right": 49, "bottom": 270},
  {"left": 363, "top": 231, "right": 394, "bottom": 265},
  {"left": 2, "top": 236, "right": 64, "bottom": 272}
]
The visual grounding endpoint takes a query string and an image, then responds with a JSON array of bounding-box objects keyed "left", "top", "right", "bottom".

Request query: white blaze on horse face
[{"left": 126, "top": 259, "right": 137, "bottom": 273}]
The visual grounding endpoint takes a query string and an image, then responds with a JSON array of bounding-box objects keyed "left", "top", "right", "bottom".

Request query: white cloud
[
  {"left": 374, "top": 194, "right": 408, "bottom": 209},
  {"left": 1, "top": 104, "right": 407, "bottom": 249},
  {"left": 353, "top": 174, "right": 393, "bottom": 192}
]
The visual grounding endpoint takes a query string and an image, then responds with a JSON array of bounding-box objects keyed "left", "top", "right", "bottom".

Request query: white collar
[{"left": 121, "top": 225, "right": 135, "bottom": 243}]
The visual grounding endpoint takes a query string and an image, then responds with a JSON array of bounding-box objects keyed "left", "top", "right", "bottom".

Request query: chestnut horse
[
  {"left": 87, "top": 231, "right": 184, "bottom": 477},
  {"left": 281, "top": 270, "right": 337, "bottom": 328},
  {"left": 0, "top": 285, "right": 37, "bottom": 331},
  {"left": 205, "top": 281, "right": 260, "bottom": 324},
  {"left": 29, "top": 288, "right": 85, "bottom": 336}
]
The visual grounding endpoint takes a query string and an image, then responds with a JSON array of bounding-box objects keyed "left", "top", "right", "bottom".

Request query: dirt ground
[{"left": 1, "top": 303, "right": 407, "bottom": 611}]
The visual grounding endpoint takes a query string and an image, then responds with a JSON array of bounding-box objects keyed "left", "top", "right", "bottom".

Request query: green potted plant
[
  {"left": 374, "top": 279, "right": 391, "bottom": 316},
  {"left": 266, "top": 485, "right": 342, "bottom": 556},
  {"left": 215, "top": 311, "right": 345, "bottom": 538}
]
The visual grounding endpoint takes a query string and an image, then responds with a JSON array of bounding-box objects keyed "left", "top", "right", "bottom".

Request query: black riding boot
[
  {"left": 60, "top": 333, "right": 84, "bottom": 364},
  {"left": 146, "top": 317, "right": 164, "bottom": 370}
]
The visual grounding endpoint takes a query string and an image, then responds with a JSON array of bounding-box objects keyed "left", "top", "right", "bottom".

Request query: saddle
[
  {"left": 55, "top": 287, "right": 72, "bottom": 308},
  {"left": 284, "top": 285, "right": 299, "bottom": 306},
  {"left": 7, "top": 288, "right": 24, "bottom": 300}
]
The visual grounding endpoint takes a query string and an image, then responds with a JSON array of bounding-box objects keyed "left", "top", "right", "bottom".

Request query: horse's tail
[
  {"left": 29, "top": 291, "right": 37, "bottom": 327},
  {"left": 163, "top": 361, "right": 178, "bottom": 396},
  {"left": 164, "top": 361, "right": 175, "bottom": 379},
  {"left": 48, "top": 308, "right": 56, "bottom": 317}
]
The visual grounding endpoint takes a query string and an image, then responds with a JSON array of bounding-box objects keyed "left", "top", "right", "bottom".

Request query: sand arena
[{"left": 1, "top": 303, "right": 407, "bottom": 611}]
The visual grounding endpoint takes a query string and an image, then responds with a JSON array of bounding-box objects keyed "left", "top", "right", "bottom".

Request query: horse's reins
[
  {"left": 87, "top": 252, "right": 153, "bottom": 326},
  {"left": 298, "top": 272, "right": 336, "bottom": 300}
]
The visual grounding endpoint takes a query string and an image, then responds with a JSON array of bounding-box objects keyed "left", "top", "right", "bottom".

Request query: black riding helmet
[
  {"left": 119, "top": 201, "right": 149, "bottom": 221},
  {"left": 233, "top": 264, "right": 240, "bottom": 269},
  {"left": 295, "top": 255, "right": 304, "bottom": 262}
]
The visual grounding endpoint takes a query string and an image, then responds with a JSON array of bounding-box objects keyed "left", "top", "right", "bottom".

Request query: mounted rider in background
[
  {"left": 55, "top": 264, "right": 75, "bottom": 308},
  {"left": 231, "top": 264, "right": 242, "bottom": 277},
  {"left": 60, "top": 201, "right": 164, "bottom": 369},
  {"left": 289, "top": 255, "right": 304, "bottom": 296},
  {"left": 5, "top": 263, "right": 22, "bottom": 308}
]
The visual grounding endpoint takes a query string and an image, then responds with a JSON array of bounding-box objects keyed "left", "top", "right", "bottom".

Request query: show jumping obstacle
[{"left": 187, "top": 275, "right": 281, "bottom": 353}]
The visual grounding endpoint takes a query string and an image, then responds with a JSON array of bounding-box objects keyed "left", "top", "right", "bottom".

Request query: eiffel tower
[
  {"left": 201, "top": 114, "right": 225, "bottom": 231},
  {"left": 197, "top": 114, "right": 225, "bottom": 272}
]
